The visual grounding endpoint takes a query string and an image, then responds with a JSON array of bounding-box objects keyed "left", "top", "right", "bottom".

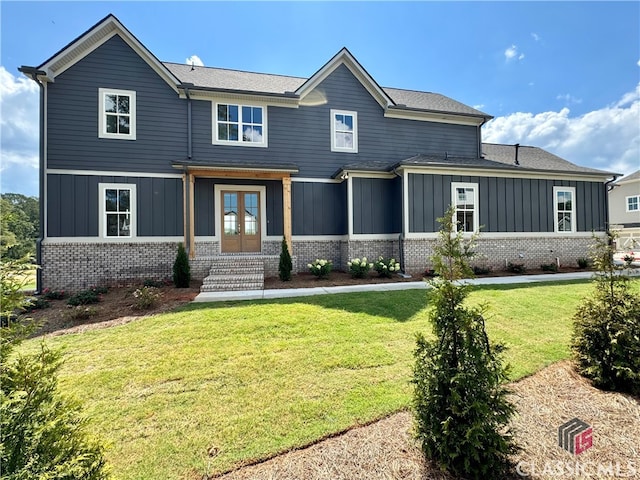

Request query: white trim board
[
  {"left": 47, "top": 169, "right": 183, "bottom": 179},
  {"left": 400, "top": 167, "right": 610, "bottom": 182},
  {"left": 43, "top": 236, "right": 183, "bottom": 244}
]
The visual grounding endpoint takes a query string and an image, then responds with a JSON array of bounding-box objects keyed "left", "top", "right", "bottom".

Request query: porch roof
[{"left": 172, "top": 159, "right": 299, "bottom": 174}]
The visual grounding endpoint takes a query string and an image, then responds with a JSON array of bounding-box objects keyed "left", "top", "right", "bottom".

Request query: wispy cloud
[
  {"left": 483, "top": 83, "right": 640, "bottom": 176},
  {"left": 505, "top": 45, "right": 525, "bottom": 61},
  {"left": 531, "top": 32, "right": 540, "bottom": 42},
  {"left": 0, "top": 67, "right": 39, "bottom": 195},
  {"left": 185, "top": 55, "right": 204, "bottom": 67},
  {"left": 473, "top": 104, "right": 485, "bottom": 110},
  {"left": 637, "top": 59, "right": 640, "bottom": 67},
  {"left": 556, "top": 93, "right": 583, "bottom": 105}
]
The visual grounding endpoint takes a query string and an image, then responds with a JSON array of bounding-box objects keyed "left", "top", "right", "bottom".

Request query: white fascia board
[
  {"left": 46, "top": 169, "right": 183, "bottom": 179},
  {"left": 346, "top": 171, "right": 396, "bottom": 179},
  {"left": 43, "top": 236, "right": 183, "bottom": 244},
  {"left": 183, "top": 90, "right": 299, "bottom": 108},
  {"left": 39, "top": 17, "right": 180, "bottom": 93},
  {"left": 404, "top": 231, "right": 598, "bottom": 240},
  {"left": 296, "top": 49, "right": 393, "bottom": 109},
  {"left": 398, "top": 166, "right": 611, "bottom": 182},
  {"left": 291, "top": 177, "right": 342, "bottom": 184},
  {"left": 384, "top": 109, "right": 486, "bottom": 126}
]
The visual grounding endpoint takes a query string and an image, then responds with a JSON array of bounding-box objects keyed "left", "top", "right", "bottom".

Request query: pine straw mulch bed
[{"left": 214, "top": 361, "right": 639, "bottom": 480}]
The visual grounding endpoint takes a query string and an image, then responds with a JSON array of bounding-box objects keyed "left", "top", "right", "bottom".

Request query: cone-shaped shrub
[
  {"left": 278, "top": 237, "right": 293, "bottom": 281},
  {"left": 413, "top": 206, "right": 517, "bottom": 479},
  {"left": 173, "top": 243, "right": 191, "bottom": 288}
]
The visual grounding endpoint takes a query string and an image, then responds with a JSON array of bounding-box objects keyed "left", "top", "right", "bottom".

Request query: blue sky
[{"left": 1, "top": 1, "right": 639, "bottom": 197}]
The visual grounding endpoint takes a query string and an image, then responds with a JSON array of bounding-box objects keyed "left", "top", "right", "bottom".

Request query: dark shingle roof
[
  {"left": 384, "top": 88, "right": 489, "bottom": 117},
  {"left": 335, "top": 144, "right": 616, "bottom": 178},
  {"left": 163, "top": 62, "right": 488, "bottom": 116},
  {"left": 164, "top": 63, "right": 304, "bottom": 95},
  {"left": 481, "top": 143, "right": 615, "bottom": 175},
  {"left": 616, "top": 169, "right": 640, "bottom": 183}
]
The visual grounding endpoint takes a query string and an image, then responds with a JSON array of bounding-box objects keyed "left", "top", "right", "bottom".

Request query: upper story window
[
  {"left": 99, "top": 183, "right": 136, "bottom": 238},
  {"left": 451, "top": 182, "right": 478, "bottom": 233},
  {"left": 213, "top": 103, "right": 266, "bottom": 147},
  {"left": 627, "top": 195, "right": 639, "bottom": 212},
  {"left": 331, "top": 109, "right": 358, "bottom": 153},
  {"left": 98, "top": 88, "right": 136, "bottom": 140},
  {"left": 554, "top": 186, "right": 576, "bottom": 233}
]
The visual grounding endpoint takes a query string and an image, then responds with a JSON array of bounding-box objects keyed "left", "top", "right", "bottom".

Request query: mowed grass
[{"left": 20, "top": 279, "right": 634, "bottom": 479}]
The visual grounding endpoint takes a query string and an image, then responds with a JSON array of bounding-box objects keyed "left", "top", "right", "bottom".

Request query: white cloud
[
  {"left": 505, "top": 44, "right": 524, "bottom": 62},
  {"left": 483, "top": 83, "right": 640, "bottom": 176},
  {"left": 556, "top": 93, "right": 583, "bottom": 104},
  {"left": 0, "top": 66, "right": 39, "bottom": 195},
  {"left": 473, "top": 104, "right": 485, "bottom": 110},
  {"left": 531, "top": 32, "right": 540, "bottom": 42},
  {"left": 637, "top": 59, "right": 640, "bottom": 67},
  {"left": 185, "top": 55, "right": 204, "bottom": 67}
]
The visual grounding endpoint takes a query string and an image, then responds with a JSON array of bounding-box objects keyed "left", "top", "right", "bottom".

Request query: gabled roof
[
  {"left": 615, "top": 169, "right": 640, "bottom": 184},
  {"left": 294, "top": 47, "right": 395, "bottom": 109},
  {"left": 30, "top": 14, "right": 180, "bottom": 91}
]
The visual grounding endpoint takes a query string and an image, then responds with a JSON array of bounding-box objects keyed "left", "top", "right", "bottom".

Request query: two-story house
[{"left": 20, "top": 14, "right": 617, "bottom": 292}]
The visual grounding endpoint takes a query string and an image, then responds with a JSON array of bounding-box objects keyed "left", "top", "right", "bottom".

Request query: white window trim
[
  {"left": 99, "top": 183, "right": 137, "bottom": 239},
  {"left": 626, "top": 195, "right": 640, "bottom": 212},
  {"left": 212, "top": 102, "right": 268, "bottom": 147},
  {"left": 98, "top": 88, "right": 136, "bottom": 140},
  {"left": 330, "top": 109, "right": 358, "bottom": 153},
  {"left": 451, "top": 182, "right": 479, "bottom": 233},
  {"left": 553, "top": 186, "right": 577, "bottom": 233}
]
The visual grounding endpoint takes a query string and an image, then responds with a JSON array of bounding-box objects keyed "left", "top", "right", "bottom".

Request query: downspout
[
  {"left": 19, "top": 67, "right": 46, "bottom": 293},
  {"left": 477, "top": 117, "right": 488, "bottom": 158},
  {"left": 183, "top": 86, "right": 193, "bottom": 255},
  {"left": 392, "top": 167, "right": 407, "bottom": 276},
  {"left": 604, "top": 175, "right": 619, "bottom": 240}
]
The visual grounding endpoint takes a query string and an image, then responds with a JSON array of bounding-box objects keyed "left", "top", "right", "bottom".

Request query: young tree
[
  {"left": 413, "top": 206, "right": 517, "bottom": 479},
  {"left": 173, "top": 243, "right": 191, "bottom": 288},
  {"left": 278, "top": 237, "right": 293, "bottom": 282},
  {"left": 1, "top": 260, "right": 108, "bottom": 479},
  {"left": 572, "top": 232, "right": 640, "bottom": 395}
]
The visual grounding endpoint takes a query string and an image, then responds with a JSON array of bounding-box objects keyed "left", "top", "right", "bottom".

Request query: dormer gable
[
  {"left": 33, "top": 14, "right": 180, "bottom": 93},
  {"left": 295, "top": 47, "right": 395, "bottom": 110}
]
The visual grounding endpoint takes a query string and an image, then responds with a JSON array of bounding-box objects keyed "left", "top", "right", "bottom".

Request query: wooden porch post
[
  {"left": 188, "top": 173, "right": 195, "bottom": 259},
  {"left": 282, "top": 175, "right": 293, "bottom": 254}
]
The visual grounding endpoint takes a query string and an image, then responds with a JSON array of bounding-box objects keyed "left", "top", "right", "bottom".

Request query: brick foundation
[
  {"left": 41, "top": 241, "right": 179, "bottom": 291},
  {"left": 41, "top": 234, "right": 600, "bottom": 291}
]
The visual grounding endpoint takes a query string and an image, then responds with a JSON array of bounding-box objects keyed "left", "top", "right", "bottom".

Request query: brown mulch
[
  {"left": 216, "top": 361, "right": 639, "bottom": 480},
  {"left": 28, "top": 284, "right": 201, "bottom": 337}
]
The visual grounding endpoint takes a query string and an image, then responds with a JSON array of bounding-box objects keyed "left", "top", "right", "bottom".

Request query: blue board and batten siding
[
  {"left": 191, "top": 64, "right": 479, "bottom": 178},
  {"left": 292, "top": 182, "right": 347, "bottom": 235},
  {"left": 352, "top": 177, "right": 402, "bottom": 234},
  {"left": 47, "top": 35, "right": 187, "bottom": 173},
  {"left": 409, "top": 174, "right": 607, "bottom": 233},
  {"left": 47, "top": 174, "right": 183, "bottom": 236}
]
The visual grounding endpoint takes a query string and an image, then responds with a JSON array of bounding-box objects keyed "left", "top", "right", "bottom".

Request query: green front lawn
[{"left": 20, "top": 280, "right": 617, "bottom": 479}]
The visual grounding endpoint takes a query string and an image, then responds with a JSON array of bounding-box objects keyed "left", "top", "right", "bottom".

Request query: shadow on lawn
[
  {"left": 178, "top": 289, "right": 429, "bottom": 322},
  {"left": 177, "top": 279, "right": 596, "bottom": 323}
]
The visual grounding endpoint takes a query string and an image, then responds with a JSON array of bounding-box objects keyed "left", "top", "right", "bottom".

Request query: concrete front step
[{"left": 201, "top": 256, "right": 265, "bottom": 292}]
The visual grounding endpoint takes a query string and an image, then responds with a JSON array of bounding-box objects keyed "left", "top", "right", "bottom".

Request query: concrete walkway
[{"left": 193, "top": 270, "right": 622, "bottom": 303}]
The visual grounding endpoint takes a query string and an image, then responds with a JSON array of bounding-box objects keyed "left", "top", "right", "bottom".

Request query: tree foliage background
[{"left": 1, "top": 193, "right": 39, "bottom": 260}]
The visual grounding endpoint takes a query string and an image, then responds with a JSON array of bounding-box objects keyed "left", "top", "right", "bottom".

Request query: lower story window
[
  {"left": 451, "top": 182, "right": 478, "bottom": 232},
  {"left": 554, "top": 186, "right": 576, "bottom": 233},
  {"left": 627, "top": 195, "right": 639, "bottom": 212},
  {"left": 99, "top": 183, "right": 136, "bottom": 238}
]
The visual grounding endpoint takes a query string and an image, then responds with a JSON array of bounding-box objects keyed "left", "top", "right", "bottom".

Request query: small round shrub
[{"left": 347, "top": 257, "right": 373, "bottom": 278}]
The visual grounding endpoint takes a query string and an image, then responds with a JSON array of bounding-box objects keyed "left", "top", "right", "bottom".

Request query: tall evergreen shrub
[
  {"left": 278, "top": 237, "right": 293, "bottom": 281},
  {"left": 173, "top": 243, "right": 191, "bottom": 288},
  {"left": 572, "top": 232, "right": 640, "bottom": 395},
  {"left": 412, "top": 206, "right": 517, "bottom": 479}
]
